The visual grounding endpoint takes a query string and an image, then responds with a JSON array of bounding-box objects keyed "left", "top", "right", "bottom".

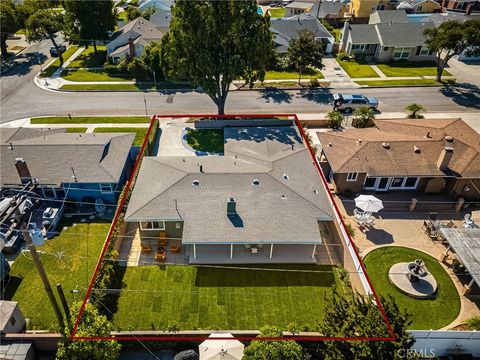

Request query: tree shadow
[
  {"left": 224, "top": 125, "right": 302, "bottom": 145},
  {"left": 1, "top": 52, "right": 48, "bottom": 77},
  {"left": 258, "top": 87, "right": 293, "bottom": 104},
  {"left": 439, "top": 82, "right": 480, "bottom": 110},
  {"left": 1, "top": 276, "right": 23, "bottom": 300},
  {"left": 297, "top": 88, "right": 333, "bottom": 105}
]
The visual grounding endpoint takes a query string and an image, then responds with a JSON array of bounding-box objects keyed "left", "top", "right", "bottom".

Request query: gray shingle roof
[
  {"left": 311, "top": 1, "right": 345, "bottom": 18},
  {"left": 375, "top": 21, "right": 434, "bottom": 46},
  {"left": 347, "top": 24, "right": 379, "bottom": 44},
  {"left": 369, "top": 10, "right": 409, "bottom": 25},
  {"left": 1, "top": 129, "right": 135, "bottom": 186},
  {"left": 126, "top": 126, "right": 334, "bottom": 244}
]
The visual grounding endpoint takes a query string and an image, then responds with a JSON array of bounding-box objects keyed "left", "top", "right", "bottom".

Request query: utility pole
[{"left": 11, "top": 199, "right": 64, "bottom": 327}]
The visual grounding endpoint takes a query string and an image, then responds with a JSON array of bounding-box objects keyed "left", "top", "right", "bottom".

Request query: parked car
[
  {"left": 332, "top": 93, "right": 379, "bottom": 113},
  {"left": 49, "top": 45, "right": 66, "bottom": 57}
]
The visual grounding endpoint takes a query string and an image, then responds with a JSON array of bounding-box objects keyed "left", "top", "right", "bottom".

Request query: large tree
[
  {"left": 0, "top": 0, "right": 19, "bottom": 59},
  {"left": 64, "top": 0, "right": 115, "bottom": 54},
  {"left": 243, "top": 326, "right": 303, "bottom": 360},
  {"left": 25, "top": 9, "right": 64, "bottom": 64},
  {"left": 161, "top": 0, "right": 274, "bottom": 114},
  {"left": 424, "top": 19, "right": 480, "bottom": 82},
  {"left": 56, "top": 302, "right": 121, "bottom": 360},
  {"left": 287, "top": 29, "right": 324, "bottom": 84}
]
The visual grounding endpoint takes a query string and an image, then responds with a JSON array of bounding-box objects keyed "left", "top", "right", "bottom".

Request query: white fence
[{"left": 410, "top": 330, "right": 480, "bottom": 357}]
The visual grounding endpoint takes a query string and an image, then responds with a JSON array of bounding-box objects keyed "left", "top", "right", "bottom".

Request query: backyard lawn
[
  {"left": 40, "top": 45, "right": 80, "bottom": 78},
  {"left": 1, "top": 223, "right": 109, "bottom": 330},
  {"left": 67, "top": 45, "right": 107, "bottom": 68},
  {"left": 30, "top": 116, "right": 150, "bottom": 124},
  {"left": 363, "top": 246, "right": 460, "bottom": 330},
  {"left": 268, "top": 8, "right": 285, "bottom": 17},
  {"left": 61, "top": 69, "right": 133, "bottom": 82},
  {"left": 265, "top": 68, "right": 324, "bottom": 80},
  {"left": 112, "top": 264, "right": 340, "bottom": 330},
  {"left": 355, "top": 79, "right": 455, "bottom": 87},
  {"left": 185, "top": 128, "right": 224, "bottom": 153},
  {"left": 93, "top": 127, "right": 148, "bottom": 146},
  {"left": 377, "top": 62, "right": 452, "bottom": 77},
  {"left": 336, "top": 58, "right": 379, "bottom": 78}
]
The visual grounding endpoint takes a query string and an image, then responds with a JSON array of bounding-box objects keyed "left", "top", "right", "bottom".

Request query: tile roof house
[
  {"left": 125, "top": 125, "right": 341, "bottom": 264},
  {"left": 1, "top": 128, "right": 135, "bottom": 203},
  {"left": 340, "top": 10, "right": 436, "bottom": 61},
  {"left": 0, "top": 301, "right": 25, "bottom": 334},
  {"left": 317, "top": 118, "right": 480, "bottom": 200},
  {"left": 106, "top": 17, "right": 164, "bottom": 63},
  {"left": 270, "top": 14, "right": 335, "bottom": 53}
]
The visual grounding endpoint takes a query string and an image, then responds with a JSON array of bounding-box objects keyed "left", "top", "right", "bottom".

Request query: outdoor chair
[
  {"left": 429, "top": 212, "right": 438, "bottom": 221},
  {"left": 251, "top": 247, "right": 258, "bottom": 254},
  {"left": 354, "top": 209, "right": 364, "bottom": 219},
  {"left": 445, "top": 220, "right": 455, "bottom": 228},
  {"left": 170, "top": 245, "right": 181, "bottom": 254},
  {"left": 141, "top": 243, "right": 152, "bottom": 254},
  {"left": 422, "top": 220, "right": 430, "bottom": 232}
]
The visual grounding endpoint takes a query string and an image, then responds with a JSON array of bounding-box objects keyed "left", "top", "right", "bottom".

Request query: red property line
[{"left": 71, "top": 113, "right": 396, "bottom": 342}]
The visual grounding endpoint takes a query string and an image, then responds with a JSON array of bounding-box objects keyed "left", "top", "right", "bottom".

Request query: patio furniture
[
  {"left": 429, "top": 212, "right": 438, "bottom": 221},
  {"left": 155, "top": 250, "right": 166, "bottom": 262},
  {"left": 354, "top": 195, "right": 384, "bottom": 213},
  {"left": 141, "top": 243, "right": 152, "bottom": 254},
  {"left": 158, "top": 231, "right": 167, "bottom": 247},
  {"left": 170, "top": 245, "right": 181, "bottom": 254},
  {"left": 251, "top": 247, "right": 258, "bottom": 254}
]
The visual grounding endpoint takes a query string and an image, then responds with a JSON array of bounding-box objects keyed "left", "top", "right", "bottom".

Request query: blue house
[{"left": 1, "top": 128, "right": 135, "bottom": 204}]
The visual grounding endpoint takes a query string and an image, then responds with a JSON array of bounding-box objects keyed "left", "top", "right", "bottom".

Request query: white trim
[
  {"left": 230, "top": 244, "right": 233, "bottom": 259},
  {"left": 139, "top": 221, "right": 165, "bottom": 230},
  {"left": 270, "top": 243, "right": 274, "bottom": 259},
  {"left": 346, "top": 172, "right": 358, "bottom": 182},
  {"left": 100, "top": 183, "right": 113, "bottom": 194},
  {"left": 193, "top": 244, "right": 197, "bottom": 259},
  {"left": 363, "top": 176, "right": 419, "bottom": 191}
]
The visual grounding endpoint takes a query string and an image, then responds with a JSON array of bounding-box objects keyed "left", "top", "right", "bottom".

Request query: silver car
[{"left": 332, "top": 93, "right": 379, "bottom": 113}]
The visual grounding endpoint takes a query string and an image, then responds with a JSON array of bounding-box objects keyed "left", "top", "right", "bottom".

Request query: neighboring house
[
  {"left": 148, "top": 10, "right": 172, "bottom": 33},
  {"left": 396, "top": 0, "right": 442, "bottom": 13},
  {"left": 0, "top": 341, "right": 35, "bottom": 360},
  {"left": 311, "top": 0, "right": 348, "bottom": 22},
  {"left": 317, "top": 118, "right": 480, "bottom": 200},
  {"left": 285, "top": 1, "right": 315, "bottom": 16},
  {"left": 340, "top": 10, "right": 436, "bottom": 61},
  {"left": 106, "top": 17, "right": 164, "bottom": 63},
  {"left": 1, "top": 128, "right": 135, "bottom": 204},
  {"left": 368, "top": 9, "right": 409, "bottom": 23},
  {"left": 348, "top": 0, "right": 396, "bottom": 20},
  {"left": 0, "top": 301, "right": 25, "bottom": 334},
  {"left": 138, "top": 0, "right": 173, "bottom": 12},
  {"left": 438, "top": 0, "right": 480, "bottom": 14},
  {"left": 125, "top": 125, "right": 340, "bottom": 264},
  {"left": 270, "top": 14, "right": 335, "bottom": 53}
]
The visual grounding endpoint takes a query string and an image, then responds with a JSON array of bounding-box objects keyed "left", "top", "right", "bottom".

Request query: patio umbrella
[
  {"left": 354, "top": 194, "right": 384, "bottom": 213},
  {"left": 199, "top": 333, "right": 244, "bottom": 360}
]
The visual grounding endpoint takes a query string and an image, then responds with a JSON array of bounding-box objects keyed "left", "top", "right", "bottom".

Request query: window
[
  {"left": 417, "top": 46, "right": 430, "bottom": 56},
  {"left": 100, "top": 183, "right": 112, "bottom": 193},
  {"left": 404, "top": 177, "right": 418, "bottom": 188},
  {"left": 352, "top": 44, "right": 366, "bottom": 53},
  {"left": 393, "top": 47, "right": 411, "bottom": 59},
  {"left": 347, "top": 172, "right": 358, "bottom": 182},
  {"left": 140, "top": 221, "right": 165, "bottom": 230},
  {"left": 10, "top": 317, "right": 16, "bottom": 326},
  {"left": 364, "top": 176, "right": 377, "bottom": 189},
  {"left": 42, "top": 187, "right": 55, "bottom": 199},
  {"left": 376, "top": 4, "right": 385, "bottom": 10},
  {"left": 416, "top": 5, "right": 422, "bottom": 11}
]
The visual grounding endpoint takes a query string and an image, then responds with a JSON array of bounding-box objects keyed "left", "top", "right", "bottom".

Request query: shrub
[
  {"left": 467, "top": 316, "right": 480, "bottom": 330},
  {"left": 345, "top": 223, "right": 356, "bottom": 238},
  {"left": 405, "top": 103, "right": 425, "bottom": 119},
  {"left": 326, "top": 110, "right": 344, "bottom": 129},
  {"left": 337, "top": 51, "right": 350, "bottom": 61},
  {"left": 309, "top": 78, "right": 320, "bottom": 87},
  {"left": 353, "top": 106, "right": 375, "bottom": 128}
]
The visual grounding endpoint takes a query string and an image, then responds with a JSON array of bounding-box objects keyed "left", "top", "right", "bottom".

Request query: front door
[{"left": 377, "top": 177, "right": 390, "bottom": 191}]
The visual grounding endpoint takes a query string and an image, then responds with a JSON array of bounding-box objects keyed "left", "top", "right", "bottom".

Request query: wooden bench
[{"left": 141, "top": 243, "right": 152, "bottom": 254}]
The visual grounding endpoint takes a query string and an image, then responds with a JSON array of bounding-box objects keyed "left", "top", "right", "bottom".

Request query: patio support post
[
  {"left": 270, "top": 243, "right": 274, "bottom": 259},
  {"left": 312, "top": 244, "right": 317, "bottom": 258},
  {"left": 193, "top": 244, "right": 197, "bottom": 259},
  {"left": 467, "top": 278, "right": 475, "bottom": 288},
  {"left": 441, "top": 245, "right": 450, "bottom": 263},
  {"left": 230, "top": 244, "right": 233, "bottom": 259}
]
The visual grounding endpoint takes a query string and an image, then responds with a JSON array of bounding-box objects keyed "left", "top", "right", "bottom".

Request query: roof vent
[
  {"left": 9, "top": 142, "right": 13, "bottom": 150},
  {"left": 382, "top": 142, "right": 390, "bottom": 149},
  {"left": 313, "top": 189, "right": 318, "bottom": 194},
  {"left": 283, "top": 174, "right": 289, "bottom": 180},
  {"left": 445, "top": 135, "right": 454, "bottom": 142},
  {"left": 328, "top": 142, "right": 332, "bottom": 147},
  {"left": 281, "top": 194, "right": 286, "bottom": 200},
  {"left": 192, "top": 180, "right": 200, "bottom": 186},
  {"left": 413, "top": 145, "right": 421, "bottom": 153},
  {"left": 357, "top": 139, "right": 362, "bottom": 144},
  {"left": 425, "top": 131, "right": 431, "bottom": 139},
  {"left": 252, "top": 179, "right": 260, "bottom": 185}
]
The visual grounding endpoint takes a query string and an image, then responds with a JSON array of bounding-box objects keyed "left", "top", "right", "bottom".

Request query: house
[
  {"left": 125, "top": 125, "right": 341, "bottom": 264},
  {"left": 438, "top": 0, "right": 480, "bottom": 14},
  {"left": 0, "top": 341, "right": 35, "bottom": 360},
  {"left": 0, "top": 301, "right": 25, "bottom": 334},
  {"left": 396, "top": 0, "right": 442, "bottom": 13},
  {"left": 340, "top": 10, "right": 436, "bottom": 61},
  {"left": 317, "top": 118, "right": 480, "bottom": 200},
  {"left": 270, "top": 14, "right": 335, "bottom": 53},
  {"left": 348, "top": 0, "right": 396, "bottom": 20},
  {"left": 1, "top": 128, "right": 135, "bottom": 204},
  {"left": 148, "top": 10, "right": 172, "bottom": 33},
  {"left": 106, "top": 17, "right": 164, "bottom": 63},
  {"left": 138, "top": 0, "right": 173, "bottom": 13},
  {"left": 285, "top": 1, "right": 315, "bottom": 16},
  {"left": 311, "top": 0, "right": 348, "bottom": 24}
]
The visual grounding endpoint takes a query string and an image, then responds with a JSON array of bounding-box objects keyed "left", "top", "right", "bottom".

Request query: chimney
[
  {"left": 227, "top": 197, "right": 236, "bottom": 215},
  {"left": 437, "top": 147, "right": 454, "bottom": 171},
  {"left": 128, "top": 37, "right": 135, "bottom": 59},
  {"left": 15, "top": 158, "right": 31, "bottom": 184}
]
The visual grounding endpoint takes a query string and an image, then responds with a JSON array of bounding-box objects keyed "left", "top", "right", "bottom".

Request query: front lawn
[
  {"left": 265, "top": 68, "right": 324, "bottom": 80},
  {"left": 376, "top": 62, "right": 452, "bottom": 77},
  {"left": 185, "top": 128, "right": 224, "bottom": 153},
  {"left": 1, "top": 223, "right": 109, "bottom": 330},
  {"left": 93, "top": 127, "right": 148, "bottom": 146},
  {"left": 40, "top": 45, "right": 80, "bottom": 78},
  {"left": 336, "top": 58, "right": 379, "bottom": 78},
  {"left": 60, "top": 82, "right": 193, "bottom": 91},
  {"left": 356, "top": 79, "right": 455, "bottom": 87},
  {"left": 61, "top": 69, "right": 133, "bottom": 82},
  {"left": 363, "top": 246, "right": 460, "bottom": 330},
  {"left": 31, "top": 116, "right": 150, "bottom": 124},
  {"left": 112, "top": 264, "right": 340, "bottom": 330},
  {"left": 67, "top": 45, "right": 107, "bottom": 68}
]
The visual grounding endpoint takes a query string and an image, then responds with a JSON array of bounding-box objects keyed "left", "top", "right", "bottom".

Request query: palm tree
[
  {"left": 325, "top": 110, "right": 344, "bottom": 129},
  {"left": 353, "top": 106, "right": 375, "bottom": 128},
  {"left": 406, "top": 103, "right": 425, "bottom": 119}
]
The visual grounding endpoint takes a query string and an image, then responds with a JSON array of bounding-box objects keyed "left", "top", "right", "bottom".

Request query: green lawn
[
  {"left": 31, "top": 116, "right": 150, "bottom": 124},
  {"left": 268, "top": 8, "right": 286, "bottom": 17},
  {"left": 356, "top": 79, "right": 456, "bottom": 87},
  {"left": 112, "top": 264, "right": 339, "bottom": 330},
  {"left": 363, "top": 246, "right": 460, "bottom": 330},
  {"left": 185, "top": 128, "right": 224, "bottom": 153},
  {"left": 61, "top": 69, "right": 133, "bottom": 82},
  {"left": 15, "top": 29, "right": 25, "bottom": 35},
  {"left": 60, "top": 82, "right": 193, "bottom": 91},
  {"left": 265, "top": 68, "right": 324, "bottom": 80},
  {"left": 67, "top": 45, "right": 107, "bottom": 68},
  {"left": 336, "top": 58, "right": 379, "bottom": 78},
  {"left": 93, "top": 127, "right": 148, "bottom": 146},
  {"left": 331, "top": 28, "right": 341, "bottom": 42},
  {"left": 117, "top": 11, "right": 128, "bottom": 21},
  {"left": 40, "top": 45, "right": 80, "bottom": 78},
  {"left": 1, "top": 223, "right": 109, "bottom": 330},
  {"left": 376, "top": 62, "right": 452, "bottom": 77},
  {"left": 66, "top": 127, "right": 88, "bottom": 133}
]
